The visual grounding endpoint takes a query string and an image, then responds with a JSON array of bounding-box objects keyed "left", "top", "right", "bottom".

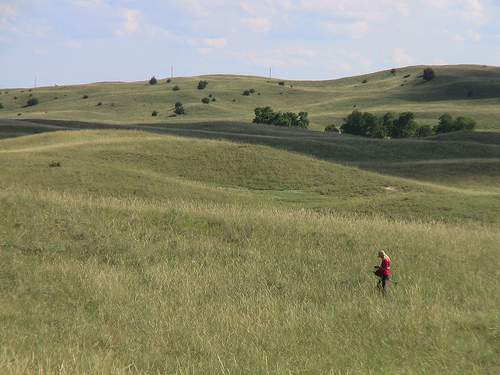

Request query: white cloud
[
  {"left": 72, "top": 0, "right": 106, "bottom": 9},
  {"left": 321, "top": 21, "right": 371, "bottom": 39},
  {"left": 203, "top": 38, "right": 227, "bottom": 47},
  {"left": 65, "top": 39, "right": 83, "bottom": 49},
  {"left": 392, "top": 49, "right": 413, "bottom": 67},
  {"left": 196, "top": 48, "right": 213, "bottom": 55},
  {"left": 422, "top": 0, "right": 450, "bottom": 10},
  {"left": 114, "top": 9, "right": 141, "bottom": 37},
  {"left": 0, "top": 3, "right": 17, "bottom": 17},
  {"left": 458, "top": 0, "right": 487, "bottom": 25},
  {"left": 240, "top": 17, "right": 272, "bottom": 33}
]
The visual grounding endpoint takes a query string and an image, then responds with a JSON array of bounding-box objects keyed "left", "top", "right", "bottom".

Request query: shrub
[
  {"left": 197, "top": 81, "right": 208, "bottom": 90},
  {"left": 0, "top": 103, "right": 3, "bottom": 109},
  {"left": 82, "top": 95, "right": 89, "bottom": 99},
  {"left": 172, "top": 85, "right": 180, "bottom": 91},
  {"left": 174, "top": 102, "right": 185, "bottom": 115},
  {"left": 149, "top": 76, "right": 158, "bottom": 85},
  {"left": 25, "top": 97, "right": 39, "bottom": 107},
  {"left": 151, "top": 110, "right": 158, "bottom": 116},
  {"left": 278, "top": 81, "right": 285, "bottom": 86},
  {"left": 324, "top": 124, "right": 339, "bottom": 132},
  {"left": 201, "top": 97, "right": 210, "bottom": 104},
  {"left": 416, "top": 125, "right": 434, "bottom": 137},
  {"left": 423, "top": 67, "right": 435, "bottom": 81}
]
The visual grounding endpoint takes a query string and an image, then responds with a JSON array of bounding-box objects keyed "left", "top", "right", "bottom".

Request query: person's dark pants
[{"left": 378, "top": 275, "right": 390, "bottom": 293}]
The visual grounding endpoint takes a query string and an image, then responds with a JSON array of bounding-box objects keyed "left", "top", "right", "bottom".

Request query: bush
[
  {"left": 149, "top": 76, "right": 158, "bottom": 85},
  {"left": 174, "top": 102, "right": 185, "bottom": 115},
  {"left": 25, "top": 97, "right": 39, "bottom": 107},
  {"left": 423, "top": 67, "right": 435, "bottom": 81},
  {"left": 197, "top": 81, "right": 208, "bottom": 90},
  {"left": 151, "top": 110, "right": 158, "bottom": 116},
  {"left": 201, "top": 97, "right": 210, "bottom": 104},
  {"left": 172, "top": 85, "right": 180, "bottom": 91},
  {"left": 324, "top": 124, "right": 339, "bottom": 132},
  {"left": 0, "top": 103, "right": 3, "bottom": 109}
]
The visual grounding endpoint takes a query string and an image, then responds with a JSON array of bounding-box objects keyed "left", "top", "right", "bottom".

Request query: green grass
[
  {"left": 1, "top": 65, "right": 499, "bottom": 131},
  {"left": 0, "top": 130, "right": 499, "bottom": 374}
]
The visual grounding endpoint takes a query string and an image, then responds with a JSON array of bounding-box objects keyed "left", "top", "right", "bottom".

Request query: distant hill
[{"left": 1, "top": 64, "right": 499, "bottom": 131}]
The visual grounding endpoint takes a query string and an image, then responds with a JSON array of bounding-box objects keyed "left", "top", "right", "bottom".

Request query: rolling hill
[
  {"left": 1, "top": 64, "right": 499, "bottom": 131},
  {"left": 0, "top": 130, "right": 499, "bottom": 374},
  {"left": 1, "top": 66, "right": 499, "bottom": 373}
]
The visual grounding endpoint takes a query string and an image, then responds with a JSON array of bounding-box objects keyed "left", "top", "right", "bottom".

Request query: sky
[{"left": 1, "top": 0, "right": 499, "bottom": 88}]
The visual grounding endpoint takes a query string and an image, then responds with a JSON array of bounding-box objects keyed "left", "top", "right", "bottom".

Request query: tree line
[
  {"left": 253, "top": 106, "right": 309, "bottom": 129},
  {"left": 326, "top": 110, "right": 477, "bottom": 138}
]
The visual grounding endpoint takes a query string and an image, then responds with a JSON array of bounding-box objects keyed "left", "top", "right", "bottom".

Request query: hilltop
[{"left": 1, "top": 64, "right": 499, "bottom": 131}]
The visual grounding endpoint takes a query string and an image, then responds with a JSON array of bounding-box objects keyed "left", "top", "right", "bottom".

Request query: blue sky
[{"left": 1, "top": 0, "right": 499, "bottom": 88}]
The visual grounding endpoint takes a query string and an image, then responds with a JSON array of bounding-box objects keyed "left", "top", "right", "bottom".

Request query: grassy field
[
  {"left": 1, "top": 65, "right": 499, "bottom": 131},
  {"left": 0, "top": 130, "right": 499, "bottom": 374}
]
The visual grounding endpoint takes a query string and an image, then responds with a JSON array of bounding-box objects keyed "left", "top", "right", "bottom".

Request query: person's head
[{"left": 378, "top": 250, "right": 387, "bottom": 258}]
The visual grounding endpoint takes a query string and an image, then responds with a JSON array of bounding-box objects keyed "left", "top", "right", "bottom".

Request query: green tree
[
  {"left": 173, "top": 102, "right": 185, "bottom": 115},
  {"left": 340, "top": 110, "right": 364, "bottom": 136},
  {"left": 340, "top": 111, "right": 385, "bottom": 138},
  {"left": 253, "top": 106, "right": 275, "bottom": 124},
  {"left": 253, "top": 107, "right": 309, "bottom": 128},
  {"left": 390, "top": 112, "right": 418, "bottom": 138},
  {"left": 434, "top": 113, "right": 455, "bottom": 134},
  {"left": 149, "top": 76, "right": 157, "bottom": 85},
  {"left": 423, "top": 67, "right": 435, "bottom": 81},
  {"left": 434, "top": 114, "right": 476, "bottom": 134}
]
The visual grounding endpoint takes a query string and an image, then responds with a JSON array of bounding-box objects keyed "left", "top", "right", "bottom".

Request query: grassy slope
[
  {"left": 0, "top": 131, "right": 499, "bottom": 374},
  {"left": 1, "top": 65, "right": 499, "bottom": 131}
]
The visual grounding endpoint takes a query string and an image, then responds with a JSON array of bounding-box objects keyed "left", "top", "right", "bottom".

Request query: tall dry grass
[{"left": 1, "top": 183, "right": 499, "bottom": 374}]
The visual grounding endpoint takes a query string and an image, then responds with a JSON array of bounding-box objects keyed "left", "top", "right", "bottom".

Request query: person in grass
[{"left": 375, "top": 250, "right": 391, "bottom": 293}]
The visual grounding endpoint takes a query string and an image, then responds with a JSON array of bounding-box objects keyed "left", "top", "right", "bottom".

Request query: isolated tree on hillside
[
  {"left": 149, "top": 76, "right": 158, "bottom": 85},
  {"left": 423, "top": 67, "right": 435, "bottom": 81},
  {"left": 174, "top": 102, "right": 186, "bottom": 115}
]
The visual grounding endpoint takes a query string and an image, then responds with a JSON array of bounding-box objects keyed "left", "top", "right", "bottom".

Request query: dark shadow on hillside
[{"left": 1, "top": 118, "right": 499, "bottom": 181}]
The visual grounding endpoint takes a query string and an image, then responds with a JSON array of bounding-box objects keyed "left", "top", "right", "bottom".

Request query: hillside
[
  {"left": 1, "top": 64, "right": 499, "bottom": 131},
  {"left": 1, "top": 129, "right": 498, "bottom": 224},
  {"left": 2, "top": 118, "right": 499, "bottom": 192},
  {"left": 0, "top": 130, "right": 499, "bottom": 374}
]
